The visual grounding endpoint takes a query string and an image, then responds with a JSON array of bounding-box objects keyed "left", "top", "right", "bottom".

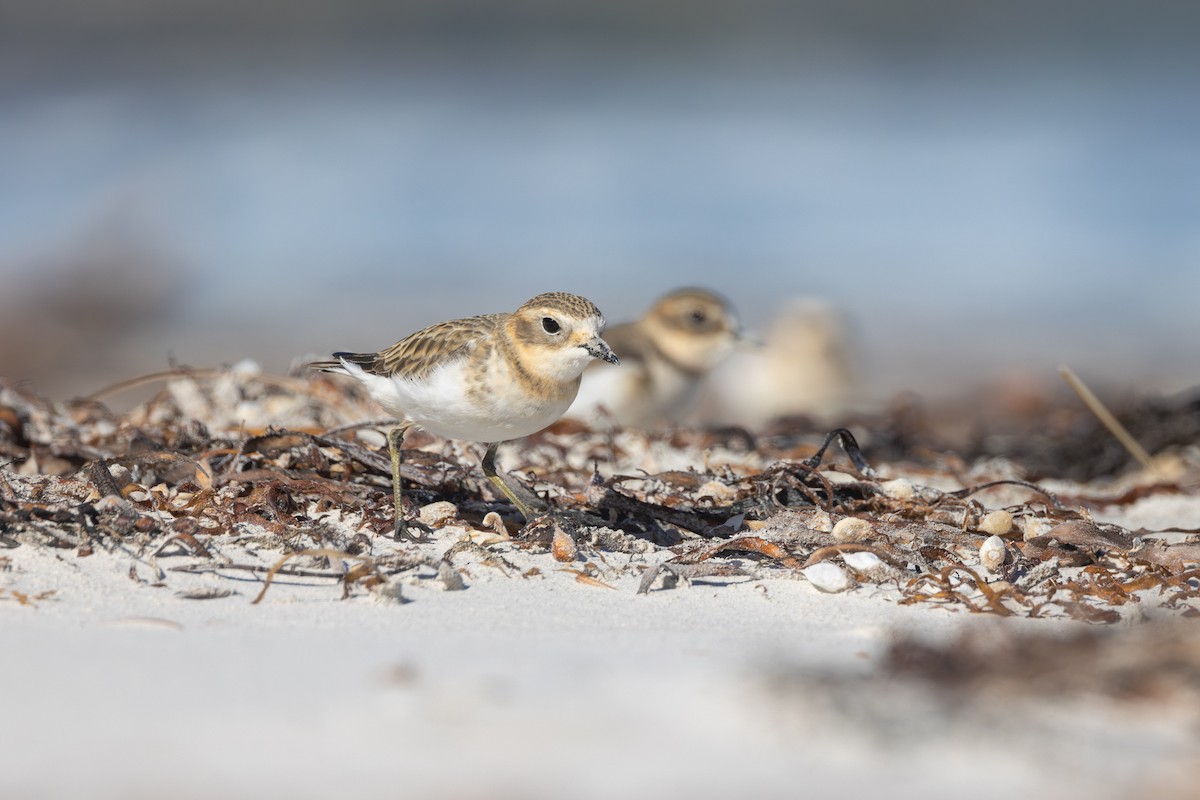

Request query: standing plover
[
  {"left": 311, "top": 292, "right": 617, "bottom": 539},
  {"left": 568, "top": 288, "right": 746, "bottom": 428}
]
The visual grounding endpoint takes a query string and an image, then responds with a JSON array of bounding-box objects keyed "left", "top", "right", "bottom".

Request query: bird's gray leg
[
  {"left": 480, "top": 442, "right": 543, "bottom": 521},
  {"left": 389, "top": 425, "right": 432, "bottom": 542}
]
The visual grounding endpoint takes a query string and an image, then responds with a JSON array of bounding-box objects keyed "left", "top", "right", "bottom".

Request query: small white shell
[
  {"left": 842, "top": 551, "right": 897, "bottom": 582},
  {"left": 880, "top": 478, "right": 915, "bottom": 500},
  {"left": 832, "top": 517, "right": 873, "bottom": 542},
  {"left": 107, "top": 463, "right": 132, "bottom": 487},
  {"left": 841, "top": 551, "right": 882, "bottom": 572},
  {"left": 840, "top": 551, "right": 897, "bottom": 582},
  {"left": 418, "top": 501, "right": 458, "bottom": 528},
  {"left": 979, "top": 535, "right": 1008, "bottom": 573},
  {"left": 809, "top": 510, "right": 834, "bottom": 533},
  {"left": 803, "top": 562, "right": 855, "bottom": 593},
  {"left": 93, "top": 494, "right": 131, "bottom": 512},
  {"left": 697, "top": 480, "right": 739, "bottom": 504},
  {"left": 1022, "top": 517, "right": 1054, "bottom": 542},
  {"left": 978, "top": 510, "right": 1013, "bottom": 536}
]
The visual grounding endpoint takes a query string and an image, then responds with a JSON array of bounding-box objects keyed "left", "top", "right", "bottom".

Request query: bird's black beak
[
  {"left": 584, "top": 338, "right": 620, "bottom": 365},
  {"left": 735, "top": 327, "right": 764, "bottom": 350}
]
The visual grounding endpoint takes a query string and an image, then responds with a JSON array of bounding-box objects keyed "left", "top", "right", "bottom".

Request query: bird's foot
[{"left": 394, "top": 517, "right": 435, "bottom": 543}]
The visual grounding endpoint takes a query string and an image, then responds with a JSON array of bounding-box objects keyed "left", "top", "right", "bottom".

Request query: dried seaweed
[
  {"left": 883, "top": 620, "right": 1200, "bottom": 707},
  {"left": 637, "top": 561, "right": 750, "bottom": 594},
  {"left": 0, "top": 369, "right": 1197, "bottom": 619},
  {"left": 0, "top": 588, "right": 57, "bottom": 607},
  {"left": 250, "top": 548, "right": 392, "bottom": 604}
]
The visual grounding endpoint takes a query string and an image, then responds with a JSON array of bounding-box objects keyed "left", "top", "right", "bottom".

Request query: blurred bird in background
[
  {"left": 568, "top": 287, "right": 749, "bottom": 429},
  {"left": 698, "top": 296, "right": 857, "bottom": 429}
]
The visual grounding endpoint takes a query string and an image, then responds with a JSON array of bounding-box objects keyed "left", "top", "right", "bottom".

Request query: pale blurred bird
[
  {"left": 311, "top": 292, "right": 618, "bottom": 539},
  {"left": 568, "top": 287, "right": 747, "bottom": 429},
  {"left": 700, "top": 296, "right": 857, "bottom": 428}
]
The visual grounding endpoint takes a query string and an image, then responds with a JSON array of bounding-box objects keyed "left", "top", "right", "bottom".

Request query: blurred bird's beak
[
  {"left": 734, "top": 328, "right": 764, "bottom": 350},
  {"left": 585, "top": 338, "right": 620, "bottom": 365}
]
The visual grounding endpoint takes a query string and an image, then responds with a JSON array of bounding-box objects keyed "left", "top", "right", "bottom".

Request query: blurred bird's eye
[
  {"left": 690, "top": 309, "right": 707, "bottom": 324},
  {"left": 542, "top": 317, "right": 561, "bottom": 334}
]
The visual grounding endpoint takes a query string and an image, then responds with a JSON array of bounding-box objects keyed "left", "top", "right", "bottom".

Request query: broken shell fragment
[
  {"left": 803, "top": 561, "right": 855, "bottom": 593},
  {"left": 832, "top": 517, "right": 872, "bottom": 542},
  {"left": 418, "top": 501, "right": 458, "bottom": 528},
  {"left": 481, "top": 512, "right": 508, "bottom": 536},
  {"left": 979, "top": 510, "right": 1013, "bottom": 536},
  {"left": 979, "top": 535, "right": 1008, "bottom": 573}
]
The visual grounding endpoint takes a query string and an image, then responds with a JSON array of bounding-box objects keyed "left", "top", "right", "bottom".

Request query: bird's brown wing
[{"left": 329, "top": 313, "right": 503, "bottom": 381}]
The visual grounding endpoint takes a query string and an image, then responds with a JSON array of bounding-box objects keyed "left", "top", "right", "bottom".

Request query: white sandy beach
[{"left": 4, "top": 490, "right": 1200, "bottom": 800}]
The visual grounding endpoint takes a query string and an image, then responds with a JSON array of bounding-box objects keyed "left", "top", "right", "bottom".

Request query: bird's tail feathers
[{"left": 306, "top": 351, "right": 374, "bottom": 375}]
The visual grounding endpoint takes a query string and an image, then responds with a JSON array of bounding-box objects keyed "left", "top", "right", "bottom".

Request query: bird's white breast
[{"left": 339, "top": 355, "right": 577, "bottom": 443}]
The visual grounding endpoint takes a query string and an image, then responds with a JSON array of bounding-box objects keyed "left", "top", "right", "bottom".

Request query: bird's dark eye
[
  {"left": 690, "top": 309, "right": 707, "bottom": 324},
  {"left": 542, "top": 317, "right": 561, "bottom": 334}
]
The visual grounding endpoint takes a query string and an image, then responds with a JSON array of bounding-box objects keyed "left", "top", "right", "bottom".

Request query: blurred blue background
[{"left": 1, "top": 0, "right": 1197, "bottom": 402}]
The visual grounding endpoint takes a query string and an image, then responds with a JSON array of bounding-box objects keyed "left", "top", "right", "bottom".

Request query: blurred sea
[{"left": 1, "top": 0, "right": 1197, "bottom": 401}]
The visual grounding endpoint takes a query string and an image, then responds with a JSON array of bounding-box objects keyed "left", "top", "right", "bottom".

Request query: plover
[{"left": 311, "top": 292, "right": 617, "bottom": 539}]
